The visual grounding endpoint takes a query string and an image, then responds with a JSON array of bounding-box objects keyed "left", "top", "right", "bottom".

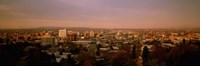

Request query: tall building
[
  {"left": 83, "top": 31, "right": 89, "bottom": 37},
  {"left": 66, "top": 34, "right": 77, "bottom": 41},
  {"left": 90, "top": 31, "right": 95, "bottom": 37},
  {"left": 59, "top": 29, "right": 67, "bottom": 38},
  {"left": 66, "top": 31, "right": 77, "bottom": 41}
]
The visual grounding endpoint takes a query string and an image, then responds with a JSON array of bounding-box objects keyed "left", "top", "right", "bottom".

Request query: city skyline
[{"left": 0, "top": 0, "right": 200, "bottom": 29}]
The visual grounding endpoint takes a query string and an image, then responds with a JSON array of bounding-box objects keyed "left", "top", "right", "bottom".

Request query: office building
[{"left": 59, "top": 29, "right": 67, "bottom": 38}]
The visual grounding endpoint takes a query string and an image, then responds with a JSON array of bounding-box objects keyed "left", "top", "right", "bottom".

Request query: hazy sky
[{"left": 0, "top": 0, "right": 200, "bottom": 29}]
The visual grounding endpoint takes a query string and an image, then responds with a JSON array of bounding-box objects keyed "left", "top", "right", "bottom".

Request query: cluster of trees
[
  {"left": 141, "top": 43, "right": 200, "bottom": 66},
  {"left": 1, "top": 39, "right": 200, "bottom": 66},
  {"left": 76, "top": 44, "right": 137, "bottom": 66}
]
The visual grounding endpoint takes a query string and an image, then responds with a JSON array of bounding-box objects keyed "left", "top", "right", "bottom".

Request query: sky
[{"left": 0, "top": 0, "right": 200, "bottom": 29}]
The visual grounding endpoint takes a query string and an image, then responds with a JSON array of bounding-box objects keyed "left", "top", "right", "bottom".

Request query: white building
[{"left": 59, "top": 29, "right": 67, "bottom": 38}]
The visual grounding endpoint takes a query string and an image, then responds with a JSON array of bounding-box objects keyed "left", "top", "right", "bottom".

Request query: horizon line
[{"left": 0, "top": 26, "right": 200, "bottom": 30}]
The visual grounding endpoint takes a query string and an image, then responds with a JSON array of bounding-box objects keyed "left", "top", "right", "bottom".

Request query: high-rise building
[
  {"left": 59, "top": 29, "right": 67, "bottom": 38},
  {"left": 90, "top": 31, "right": 95, "bottom": 37},
  {"left": 66, "top": 30, "right": 77, "bottom": 41},
  {"left": 83, "top": 31, "right": 89, "bottom": 37},
  {"left": 66, "top": 34, "right": 77, "bottom": 41}
]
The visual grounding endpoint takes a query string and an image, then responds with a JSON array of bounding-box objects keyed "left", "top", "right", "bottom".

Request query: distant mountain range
[
  {"left": 0, "top": 27, "right": 200, "bottom": 32},
  {"left": 0, "top": 27, "right": 111, "bottom": 32}
]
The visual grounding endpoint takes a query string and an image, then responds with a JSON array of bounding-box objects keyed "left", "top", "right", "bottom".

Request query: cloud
[
  {"left": 0, "top": 4, "right": 29, "bottom": 19},
  {"left": 0, "top": 4, "right": 11, "bottom": 11},
  {"left": 0, "top": 0, "right": 200, "bottom": 29}
]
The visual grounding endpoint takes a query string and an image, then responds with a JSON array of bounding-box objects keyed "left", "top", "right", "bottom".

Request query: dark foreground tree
[
  {"left": 132, "top": 45, "right": 136, "bottom": 59},
  {"left": 142, "top": 46, "right": 149, "bottom": 65}
]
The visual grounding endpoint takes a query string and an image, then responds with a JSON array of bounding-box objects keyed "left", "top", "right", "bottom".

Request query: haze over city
[
  {"left": 1, "top": 1, "right": 200, "bottom": 66},
  {"left": 0, "top": 0, "right": 200, "bottom": 29}
]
